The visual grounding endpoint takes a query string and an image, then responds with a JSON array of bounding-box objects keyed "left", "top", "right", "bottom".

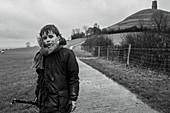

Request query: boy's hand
[
  {"left": 71, "top": 101, "right": 76, "bottom": 112},
  {"left": 66, "top": 100, "right": 77, "bottom": 112},
  {"left": 54, "top": 37, "right": 60, "bottom": 45}
]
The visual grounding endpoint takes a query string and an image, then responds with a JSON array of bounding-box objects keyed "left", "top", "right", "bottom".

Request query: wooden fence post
[
  {"left": 98, "top": 46, "right": 100, "bottom": 57},
  {"left": 127, "top": 44, "right": 131, "bottom": 66},
  {"left": 107, "top": 47, "right": 109, "bottom": 61}
]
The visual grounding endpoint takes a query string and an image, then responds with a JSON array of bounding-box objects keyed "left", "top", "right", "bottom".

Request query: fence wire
[{"left": 81, "top": 45, "right": 170, "bottom": 75}]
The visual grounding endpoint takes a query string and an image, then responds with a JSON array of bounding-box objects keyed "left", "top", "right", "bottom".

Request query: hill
[{"left": 104, "top": 1, "right": 170, "bottom": 32}]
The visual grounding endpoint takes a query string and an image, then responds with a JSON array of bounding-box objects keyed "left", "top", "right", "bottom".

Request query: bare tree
[
  {"left": 26, "top": 42, "right": 30, "bottom": 48},
  {"left": 82, "top": 25, "right": 88, "bottom": 36},
  {"left": 86, "top": 27, "right": 93, "bottom": 36},
  {"left": 93, "top": 23, "right": 99, "bottom": 28},
  {"left": 72, "top": 28, "right": 81, "bottom": 35},
  {"left": 151, "top": 10, "right": 169, "bottom": 32}
]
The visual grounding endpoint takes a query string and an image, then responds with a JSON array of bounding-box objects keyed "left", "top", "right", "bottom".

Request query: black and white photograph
[{"left": 0, "top": 0, "right": 170, "bottom": 113}]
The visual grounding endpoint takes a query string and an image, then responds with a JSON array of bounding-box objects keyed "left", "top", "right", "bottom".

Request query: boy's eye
[
  {"left": 48, "top": 35, "right": 54, "bottom": 39},
  {"left": 42, "top": 36, "right": 47, "bottom": 40}
]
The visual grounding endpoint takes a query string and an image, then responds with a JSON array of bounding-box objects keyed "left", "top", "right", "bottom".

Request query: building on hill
[
  {"left": 152, "top": 0, "right": 157, "bottom": 9},
  {"left": 103, "top": 0, "right": 170, "bottom": 33}
]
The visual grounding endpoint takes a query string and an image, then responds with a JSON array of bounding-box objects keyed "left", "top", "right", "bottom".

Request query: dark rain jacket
[{"left": 35, "top": 47, "right": 79, "bottom": 113}]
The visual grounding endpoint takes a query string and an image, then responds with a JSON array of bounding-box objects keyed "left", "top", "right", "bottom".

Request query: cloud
[{"left": 0, "top": 0, "right": 170, "bottom": 48}]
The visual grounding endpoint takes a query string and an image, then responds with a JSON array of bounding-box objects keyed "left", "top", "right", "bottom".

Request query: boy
[{"left": 32, "top": 24, "right": 79, "bottom": 113}]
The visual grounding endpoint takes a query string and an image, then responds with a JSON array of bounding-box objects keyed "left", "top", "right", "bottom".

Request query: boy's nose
[{"left": 46, "top": 40, "right": 50, "bottom": 43}]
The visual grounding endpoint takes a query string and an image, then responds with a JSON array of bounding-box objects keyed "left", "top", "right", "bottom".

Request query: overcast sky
[{"left": 0, "top": 0, "right": 170, "bottom": 48}]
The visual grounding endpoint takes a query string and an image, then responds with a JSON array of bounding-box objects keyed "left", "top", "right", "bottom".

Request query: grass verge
[{"left": 73, "top": 45, "right": 170, "bottom": 113}]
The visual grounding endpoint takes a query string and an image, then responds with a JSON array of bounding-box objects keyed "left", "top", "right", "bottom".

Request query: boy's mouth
[{"left": 46, "top": 43, "right": 53, "bottom": 47}]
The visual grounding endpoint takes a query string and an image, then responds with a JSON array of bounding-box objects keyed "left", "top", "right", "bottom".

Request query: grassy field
[
  {"left": 0, "top": 38, "right": 86, "bottom": 113},
  {"left": 73, "top": 45, "right": 170, "bottom": 113},
  {"left": 0, "top": 47, "right": 39, "bottom": 113}
]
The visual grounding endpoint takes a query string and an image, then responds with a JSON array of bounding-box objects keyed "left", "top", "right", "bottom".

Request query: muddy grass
[{"left": 73, "top": 45, "right": 170, "bottom": 113}]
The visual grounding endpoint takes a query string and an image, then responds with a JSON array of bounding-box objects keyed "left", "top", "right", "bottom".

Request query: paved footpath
[{"left": 74, "top": 58, "right": 159, "bottom": 113}]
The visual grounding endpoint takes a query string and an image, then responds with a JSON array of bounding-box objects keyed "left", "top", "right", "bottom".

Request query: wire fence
[{"left": 81, "top": 45, "right": 170, "bottom": 77}]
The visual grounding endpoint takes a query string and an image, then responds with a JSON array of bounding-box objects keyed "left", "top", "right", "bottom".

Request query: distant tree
[
  {"left": 26, "top": 42, "right": 30, "bottom": 48},
  {"left": 74, "top": 28, "right": 81, "bottom": 34},
  {"left": 92, "top": 23, "right": 101, "bottom": 35},
  {"left": 93, "top": 23, "right": 99, "bottom": 28},
  {"left": 86, "top": 27, "right": 93, "bottom": 36},
  {"left": 86, "top": 23, "right": 101, "bottom": 36},
  {"left": 82, "top": 25, "right": 88, "bottom": 36},
  {"left": 151, "top": 10, "right": 169, "bottom": 33},
  {"left": 82, "top": 35, "right": 114, "bottom": 56},
  {"left": 71, "top": 28, "right": 85, "bottom": 40}
]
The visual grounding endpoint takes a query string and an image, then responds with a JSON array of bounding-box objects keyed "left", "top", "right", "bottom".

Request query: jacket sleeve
[
  {"left": 66, "top": 50, "right": 79, "bottom": 101},
  {"left": 35, "top": 69, "right": 44, "bottom": 97}
]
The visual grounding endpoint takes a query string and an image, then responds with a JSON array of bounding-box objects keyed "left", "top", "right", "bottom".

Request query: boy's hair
[
  {"left": 40, "top": 24, "right": 61, "bottom": 37},
  {"left": 38, "top": 24, "right": 61, "bottom": 47}
]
